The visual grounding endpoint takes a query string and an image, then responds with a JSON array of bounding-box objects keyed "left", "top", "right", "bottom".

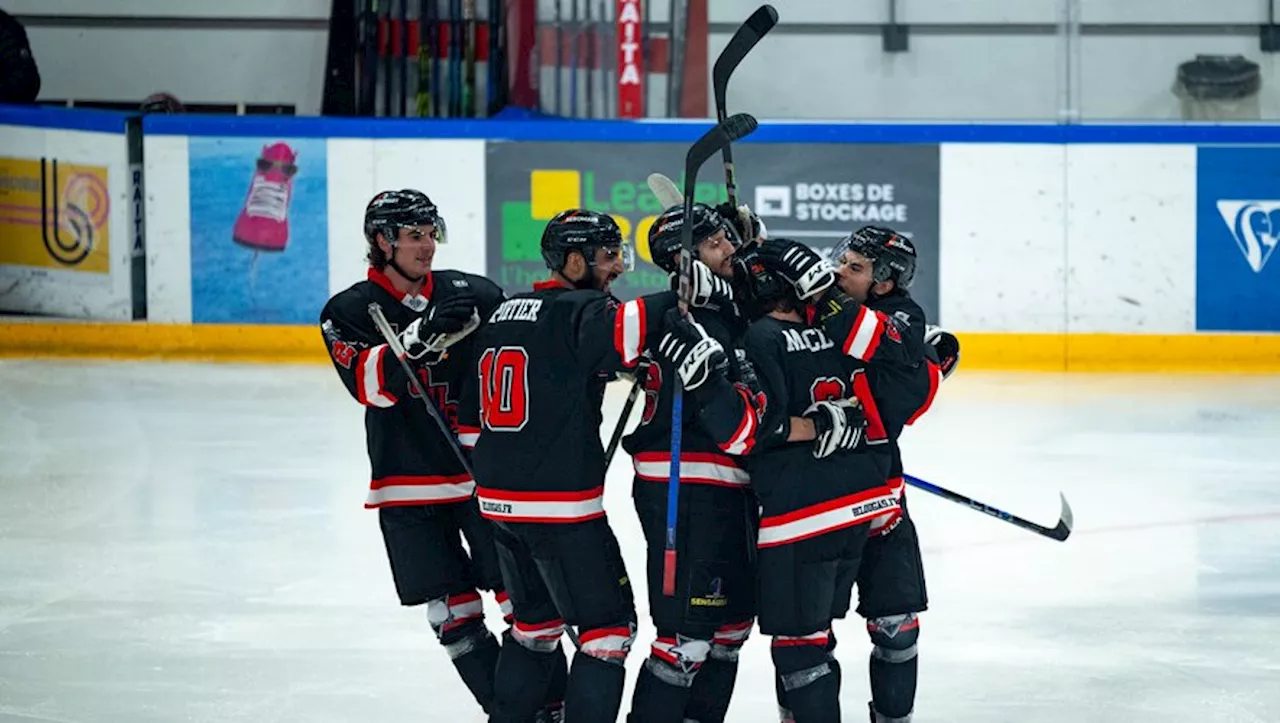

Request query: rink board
[{"left": 2, "top": 106, "right": 1279, "bottom": 370}]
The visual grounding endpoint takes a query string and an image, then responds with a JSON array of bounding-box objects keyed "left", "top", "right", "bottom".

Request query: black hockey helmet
[
  {"left": 647, "top": 203, "right": 740, "bottom": 274},
  {"left": 735, "top": 241, "right": 796, "bottom": 319},
  {"left": 540, "top": 208, "right": 633, "bottom": 272},
  {"left": 364, "top": 189, "right": 446, "bottom": 247},
  {"left": 830, "top": 225, "right": 916, "bottom": 290}
]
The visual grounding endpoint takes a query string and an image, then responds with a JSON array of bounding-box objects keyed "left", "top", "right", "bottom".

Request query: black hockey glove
[
  {"left": 399, "top": 292, "right": 480, "bottom": 362},
  {"left": 715, "top": 202, "right": 765, "bottom": 243},
  {"left": 924, "top": 325, "right": 960, "bottom": 380},
  {"left": 656, "top": 307, "right": 728, "bottom": 391},
  {"left": 802, "top": 398, "right": 866, "bottom": 459},
  {"left": 758, "top": 238, "right": 836, "bottom": 301},
  {"left": 672, "top": 258, "right": 735, "bottom": 310}
]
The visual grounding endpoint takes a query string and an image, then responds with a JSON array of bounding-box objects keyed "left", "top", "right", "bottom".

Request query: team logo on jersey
[
  {"left": 1216, "top": 200, "right": 1280, "bottom": 273},
  {"left": 640, "top": 361, "right": 663, "bottom": 425},
  {"left": 884, "top": 317, "right": 903, "bottom": 343},
  {"left": 690, "top": 576, "right": 728, "bottom": 608}
]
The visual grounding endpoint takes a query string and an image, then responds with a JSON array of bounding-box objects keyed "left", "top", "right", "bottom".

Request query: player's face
[
  {"left": 697, "top": 229, "right": 735, "bottom": 279},
  {"left": 835, "top": 250, "right": 876, "bottom": 303},
  {"left": 591, "top": 245, "right": 627, "bottom": 294},
  {"left": 386, "top": 224, "right": 438, "bottom": 278}
]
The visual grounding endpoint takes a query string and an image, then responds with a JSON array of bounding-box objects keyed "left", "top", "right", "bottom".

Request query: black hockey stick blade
[
  {"left": 684, "top": 112, "right": 759, "bottom": 179},
  {"left": 712, "top": 5, "right": 777, "bottom": 111},
  {"left": 1052, "top": 491, "right": 1075, "bottom": 541},
  {"left": 904, "top": 473, "right": 1074, "bottom": 542},
  {"left": 368, "top": 302, "right": 475, "bottom": 480}
]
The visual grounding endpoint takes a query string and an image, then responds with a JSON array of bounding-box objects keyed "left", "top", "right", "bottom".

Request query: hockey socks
[
  {"left": 565, "top": 651, "right": 628, "bottom": 722},
  {"left": 489, "top": 629, "right": 566, "bottom": 723}
]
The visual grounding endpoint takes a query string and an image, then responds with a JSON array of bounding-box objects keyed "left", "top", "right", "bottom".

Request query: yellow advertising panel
[{"left": 0, "top": 156, "right": 111, "bottom": 274}]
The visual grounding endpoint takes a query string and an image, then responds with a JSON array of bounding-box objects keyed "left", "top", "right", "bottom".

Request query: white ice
[{"left": 2, "top": 359, "right": 1279, "bottom": 723}]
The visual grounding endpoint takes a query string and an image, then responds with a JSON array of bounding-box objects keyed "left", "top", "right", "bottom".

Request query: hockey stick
[
  {"left": 663, "top": 113, "right": 760, "bottom": 595},
  {"left": 462, "top": 0, "right": 477, "bottom": 116},
  {"left": 646, "top": 172, "right": 682, "bottom": 208},
  {"left": 603, "top": 358, "right": 650, "bottom": 467},
  {"left": 368, "top": 302, "right": 475, "bottom": 479},
  {"left": 712, "top": 5, "right": 777, "bottom": 212},
  {"left": 903, "top": 474, "right": 1074, "bottom": 542}
]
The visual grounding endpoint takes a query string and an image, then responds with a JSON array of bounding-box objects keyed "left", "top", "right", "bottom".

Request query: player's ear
[
  {"left": 564, "top": 250, "right": 587, "bottom": 281},
  {"left": 873, "top": 278, "right": 896, "bottom": 297}
]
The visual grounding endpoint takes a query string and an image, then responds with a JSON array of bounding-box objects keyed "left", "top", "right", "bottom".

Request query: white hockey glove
[
  {"left": 923, "top": 325, "right": 960, "bottom": 380},
  {"left": 673, "top": 259, "right": 735, "bottom": 309},
  {"left": 802, "top": 398, "right": 866, "bottom": 459},
  {"left": 399, "top": 293, "right": 480, "bottom": 362},
  {"left": 758, "top": 239, "right": 836, "bottom": 301},
  {"left": 656, "top": 308, "right": 728, "bottom": 391}
]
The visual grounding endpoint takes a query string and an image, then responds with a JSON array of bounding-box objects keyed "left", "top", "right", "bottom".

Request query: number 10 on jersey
[{"left": 479, "top": 346, "right": 530, "bottom": 430}]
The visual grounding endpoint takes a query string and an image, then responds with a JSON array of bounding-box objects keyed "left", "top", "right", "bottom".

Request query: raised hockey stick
[
  {"left": 712, "top": 5, "right": 777, "bottom": 213},
  {"left": 904, "top": 474, "right": 1074, "bottom": 542},
  {"left": 663, "top": 112, "right": 761, "bottom": 595},
  {"left": 368, "top": 302, "right": 475, "bottom": 479}
]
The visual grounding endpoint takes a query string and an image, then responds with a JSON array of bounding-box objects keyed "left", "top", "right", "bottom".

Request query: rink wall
[{"left": 2, "top": 105, "right": 1280, "bottom": 371}]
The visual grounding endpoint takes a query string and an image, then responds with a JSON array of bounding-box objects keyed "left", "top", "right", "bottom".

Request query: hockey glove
[
  {"left": 400, "top": 292, "right": 480, "bottom": 362},
  {"left": 673, "top": 258, "right": 735, "bottom": 309},
  {"left": 715, "top": 202, "right": 767, "bottom": 243},
  {"left": 802, "top": 398, "right": 866, "bottom": 459},
  {"left": 656, "top": 307, "right": 728, "bottom": 391},
  {"left": 758, "top": 238, "right": 836, "bottom": 301},
  {"left": 924, "top": 325, "right": 960, "bottom": 380}
]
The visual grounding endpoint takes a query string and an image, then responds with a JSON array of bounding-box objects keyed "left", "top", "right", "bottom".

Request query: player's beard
[{"left": 389, "top": 246, "right": 432, "bottom": 282}]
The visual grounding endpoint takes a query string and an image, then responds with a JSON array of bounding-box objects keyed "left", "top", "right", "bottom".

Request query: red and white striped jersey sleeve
[
  {"left": 815, "top": 295, "right": 916, "bottom": 367},
  {"left": 320, "top": 308, "right": 407, "bottom": 409},
  {"left": 572, "top": 290, "right": 679, "bottom": 374},
  {"left": 691, "top": 377, "right": 764, "bottom": 457}
]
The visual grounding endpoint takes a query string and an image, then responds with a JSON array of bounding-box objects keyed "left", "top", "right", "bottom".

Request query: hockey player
[
  {"left": 457, "top": 209, "right": 731, "bottom": 723},
  {"left": 654, "top": 247, "right": 898, "bottom": 722},
  {"left": 759, "top": 227, "right": 960, "bottom": 723},
  {"left": 318, "top": 189, "right": 513, "bottom": 716},
  {"left": 622, "top": 203, "right": 760, "bottom": 723}
]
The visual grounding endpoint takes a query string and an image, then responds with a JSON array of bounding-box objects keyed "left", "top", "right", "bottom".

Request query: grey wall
[{"left": 10, "top": 0, "right": 1280, "bottom": 120}]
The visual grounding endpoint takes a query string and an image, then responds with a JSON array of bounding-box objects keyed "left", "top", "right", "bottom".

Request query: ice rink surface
[{"left": 2, "top": 359, "right": 1279, "bottom": 723}]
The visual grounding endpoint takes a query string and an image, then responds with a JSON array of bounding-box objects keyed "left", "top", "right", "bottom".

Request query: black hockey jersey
[
  {"left": 809, "top": 288, "right": 942, "bottom": 532},
  {"left": 741, "top": 315, "right": 895, "bottom": 549},
  {"left": 621, "top": 306, "right": 761, "bottom": 489},
  {"left": 320, "top": 267, "right": 506, "bottom": 508},
  {"left": 457, "top": 279, "right": 678, "bottom": 525}
]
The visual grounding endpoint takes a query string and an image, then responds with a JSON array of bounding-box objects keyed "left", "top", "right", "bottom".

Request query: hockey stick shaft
[
  {"left": 664, "top": 113, "right": 760, "bottom": 596},
  {"left": 903, "top": 474, "right": 1074, "bottom": 542},
  {"left": 603, "top": 363, "right": 646, "bottom": 467},
  {"left": 368, "top": 302, "right": 475, "bottom": 479}
]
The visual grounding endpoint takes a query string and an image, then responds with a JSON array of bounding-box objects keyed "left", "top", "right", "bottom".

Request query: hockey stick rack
[
  {"left": 904, "top": 474, "right": 1074, "bottom": 542},
  {"left": 662, "top": 112, "right": 760, "bottom": 595},
  {"left": 368, "top": 302, "right": 475, "bottom": 479}
]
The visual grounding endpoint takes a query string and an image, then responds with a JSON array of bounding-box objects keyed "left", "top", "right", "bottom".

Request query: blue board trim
[
  {"left": 0, "top": 103, "right": 132, "bottom": 133},
  {"left": 0, "top": 105, "right": 1271, "bottom": 144},
  {"left": 140, "top": 114, "right": 1280, "bottom": 144}
]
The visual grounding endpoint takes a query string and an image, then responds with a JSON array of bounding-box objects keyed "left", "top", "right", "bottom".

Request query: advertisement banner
[
  {"left": 616, "top": 0, "right": 644, "bottom": 118},
  {"left": 1196, "top": 147, "right": 1280, "bottom": 331},
  {"left": 485, "top": 141, "right": 940, "bottom": 320},
  {"left": 188, "top": 137, "right": 329, "bottom": 325},
  {"left": 0, "top": 156, "right": 111, "bottom": 274}
]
